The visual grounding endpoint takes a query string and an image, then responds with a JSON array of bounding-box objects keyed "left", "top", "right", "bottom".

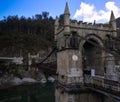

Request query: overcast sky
[{"left": 0, "top": 0, "right": 120, "bottom": 23}]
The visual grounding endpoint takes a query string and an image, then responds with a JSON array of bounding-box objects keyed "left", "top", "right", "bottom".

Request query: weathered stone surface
[{"left": 55, "top": 2, "right": 119, "bottom": 102}]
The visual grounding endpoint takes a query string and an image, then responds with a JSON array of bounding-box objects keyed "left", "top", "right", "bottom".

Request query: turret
[
  {"left": 64, "top": 2, "right": 70, "bottom": 36},
  {"left": 109, "top": 11, "right": 117, "bottom": 37},
  {"left": 54, "top": 16, "right": 59, "bottom": 41}
]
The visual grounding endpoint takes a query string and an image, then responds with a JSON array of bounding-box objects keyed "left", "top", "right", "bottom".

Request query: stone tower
[
  {"left": 55, "top": 3, "right": 118, "bottom": 102},
  {"left": 55, "top": 2, "right": 83, "bottom": 84}
]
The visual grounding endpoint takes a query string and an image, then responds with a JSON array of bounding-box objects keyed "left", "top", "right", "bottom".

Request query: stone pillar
[
  {"left": 105, "top": 53, "right": 118, "bottom": 81},
  {"left": 55, "top": 88, "right": 103, "bottom": 102},
  {"left": 57, "top": 49, "right": 83, "bottom": 84}
]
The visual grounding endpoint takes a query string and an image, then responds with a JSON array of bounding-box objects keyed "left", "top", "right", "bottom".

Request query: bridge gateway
[{"left": 55, "top": 3, "right": 120, "bottom": 102}]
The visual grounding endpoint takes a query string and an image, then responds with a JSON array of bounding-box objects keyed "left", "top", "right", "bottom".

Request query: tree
[
  {"left": 0, "top": 12, "right": 55, "bottom": 57},
  {"left": 42, "top": 12, "right": 49, "bottom": 19}
]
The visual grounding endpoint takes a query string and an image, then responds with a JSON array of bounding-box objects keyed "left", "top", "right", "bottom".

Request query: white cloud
[{"left": 73, "top": 1, "right": 120, "bottom": 23}]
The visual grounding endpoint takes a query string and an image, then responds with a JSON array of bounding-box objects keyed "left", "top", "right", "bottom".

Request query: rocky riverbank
[{"left": 0, "top": 70, "right": 47, "bottom": 89}]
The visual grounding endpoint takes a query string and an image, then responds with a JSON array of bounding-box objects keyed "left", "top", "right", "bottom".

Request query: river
[{"left": 0, "top": 83, "right": 55, "bottom": 102}]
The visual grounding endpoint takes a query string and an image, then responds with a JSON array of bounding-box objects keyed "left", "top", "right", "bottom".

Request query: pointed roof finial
[
  {"left": 110, "top": 10, "right": 115, "bottom": 22},
  {"left": 93, "top": 20, "right": 96, "bottom": 25},
  {"left": 64, "top": 2, "right": 70, "bottom": 15}
]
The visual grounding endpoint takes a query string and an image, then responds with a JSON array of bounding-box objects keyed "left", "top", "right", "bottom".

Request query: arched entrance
[{"left": 80, "top": 35, "right": 105, "bottom": 76}]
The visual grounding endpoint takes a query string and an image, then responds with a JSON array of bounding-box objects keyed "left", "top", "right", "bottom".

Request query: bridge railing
[{"left": 91, "top": 76, "right": 120, "bottom": 92}]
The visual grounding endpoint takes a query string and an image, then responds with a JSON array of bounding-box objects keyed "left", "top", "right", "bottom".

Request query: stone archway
[{"left": 80, "top": 34, "right": 105, "bottom": 76}]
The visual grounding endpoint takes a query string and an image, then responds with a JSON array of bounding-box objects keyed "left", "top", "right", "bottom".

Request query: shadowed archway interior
[{"left": 82, "top": 39, "right": 102, "bottom": 75}]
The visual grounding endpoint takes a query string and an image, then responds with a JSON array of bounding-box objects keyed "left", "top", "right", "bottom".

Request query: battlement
[
  {"left": 70, "top": 20, "right": 111, "bottom": 31},
  {"left": 55, "top": 3, "right": 116, "bottom": 37}
]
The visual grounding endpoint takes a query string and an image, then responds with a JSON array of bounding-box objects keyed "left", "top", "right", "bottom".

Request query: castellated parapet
[
  {"left": 55, "top": 19, "right": 116, "bottom": 42},
  {"left": 54, "top": 3, "right": 117, "bottom": 47}
]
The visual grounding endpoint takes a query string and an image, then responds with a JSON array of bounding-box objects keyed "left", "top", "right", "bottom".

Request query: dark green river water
[{"left": 0, "top": 83, "right": 55, "bottom": 102}]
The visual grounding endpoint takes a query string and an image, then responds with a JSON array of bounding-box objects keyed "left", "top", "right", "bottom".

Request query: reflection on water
[{"left": 0, "top": 83, "right": 55, "bottom": 102}]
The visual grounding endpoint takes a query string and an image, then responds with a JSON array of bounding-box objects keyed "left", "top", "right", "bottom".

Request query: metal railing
[{"left": 91, "top": 76, "right": 120, "bottom": 92}]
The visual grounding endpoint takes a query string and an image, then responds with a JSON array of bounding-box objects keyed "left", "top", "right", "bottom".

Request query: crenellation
[
  {"left": 70, "top": 21, "right": 76, "bottom": 27},
  {"left": 98, "top": 24, "right": 104, "bottom": 30},
  {"left": 102, "top": 23, "right": 110, "bottom": 28},
  {"left": 87, "top": 23, "right": 93, "bottom": 28},
  {"left": 77, "top": 21, "right": 83, "bottom": 27},
  {"left": 82, "top": 22, "right": 87, "bottom": 24},
  {"left": 70, "top": 20, "right": 77, "bottom": 23},
  {"left": 78, "top": 21, "right": 83, "bottom": 24},
  {"left": 68, "top": 20, "right": 114, "bottom": 32},
  {"left": 88, "top": 23, "right": 92, "bottom": 25},
  {"left": 74, "top": 20, "right": 78, "bottom": 27}
]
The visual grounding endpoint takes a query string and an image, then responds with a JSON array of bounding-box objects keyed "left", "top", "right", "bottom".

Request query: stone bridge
[{"left": 55, "top": 3, "right": 120, "bottom": 102}]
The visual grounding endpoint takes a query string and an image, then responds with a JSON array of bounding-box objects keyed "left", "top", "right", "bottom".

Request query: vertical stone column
[
  {"left": 105, "top": 53, "right": 118, "bottom": 81},
  {"left": 57, "top": 49, "right": 83, "bottom": 84},
  {"left": 55, "top": 88, "right": 103, "bottom": 102}
]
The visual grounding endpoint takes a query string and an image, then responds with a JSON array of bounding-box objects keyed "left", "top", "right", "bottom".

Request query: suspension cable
[
  {"left": 36, "top": 47, "right": 57, "bottom": 66},
  {"left": 36, "top": 36, "right": 119, "bottom": 66}
]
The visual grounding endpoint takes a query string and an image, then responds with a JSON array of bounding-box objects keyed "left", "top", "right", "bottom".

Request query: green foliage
[{"left": 0, "top": 12, "right": 55, "bottom": 56}]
